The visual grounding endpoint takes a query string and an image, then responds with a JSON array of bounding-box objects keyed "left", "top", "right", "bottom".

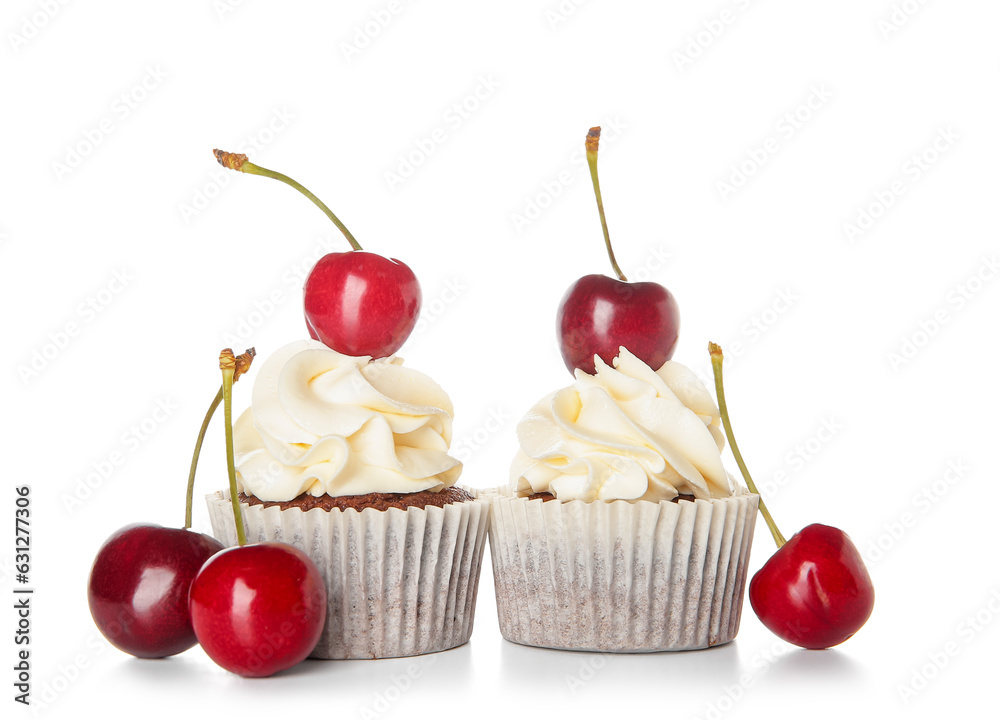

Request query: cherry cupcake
[
  {"left": 488, "top": 348, "right": 758, "bottom": 652},
  {"left": 207, "top": 339, "right": 489, "bottom": 659}
]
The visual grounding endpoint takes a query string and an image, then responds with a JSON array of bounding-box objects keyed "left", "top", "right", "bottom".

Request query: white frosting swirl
[
  {"left": 510, "top": 348, "right": 733, "bottom": 502},
  {"left": 234, "top": 340, "right": 462, "bottom": 501}
]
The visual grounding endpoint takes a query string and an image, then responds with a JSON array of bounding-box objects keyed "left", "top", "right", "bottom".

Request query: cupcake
[
  {"left": 206, "top": 339, "right": 490, "bottom": 659},
  {"left": 488, "top": 347, "right": 758, "bottom": 652}
]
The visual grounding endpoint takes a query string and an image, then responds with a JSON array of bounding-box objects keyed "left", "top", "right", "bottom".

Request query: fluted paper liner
[
  {"left": 206, "top": 488, "right": 490, "bottom": 659},
  {"left": 487, "top": 489, "right": 758, "bottom": 652}
]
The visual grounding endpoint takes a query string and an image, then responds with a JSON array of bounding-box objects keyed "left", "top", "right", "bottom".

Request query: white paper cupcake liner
[
  {"left": 487, "top": 489, "right": 758, "bottom": 652},
  {"left": 206, "top": 488, "right": 490, "bottom": 659}
]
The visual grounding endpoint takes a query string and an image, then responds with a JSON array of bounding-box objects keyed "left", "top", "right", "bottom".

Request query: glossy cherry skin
[
  {"left": 87, "top": 524, "right": 224, "bottom": 658},
  {"left": 304, "top": 250, "right": 421, "bottom": 358},
  {"left": 189, "top": 542, "right": 327, "bottom": 677},
  {"left": 557, "top": 273, "right": 680, "bottom": 375},
  {"left": 750, "top": 523, "right": 874, "bottom": 649}
]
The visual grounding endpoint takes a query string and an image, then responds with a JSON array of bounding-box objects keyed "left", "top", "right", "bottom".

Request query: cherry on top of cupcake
[
  {"left": 214, "top": 149, "right": 421, "bottom": 359},
  {"left": 556, "top": 127, "right": 680, "bottom": 376}
]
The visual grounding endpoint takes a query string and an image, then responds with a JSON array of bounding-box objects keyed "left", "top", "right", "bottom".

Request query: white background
[{"left": 3, "top": 1, "right": 998, "bottom": 718}]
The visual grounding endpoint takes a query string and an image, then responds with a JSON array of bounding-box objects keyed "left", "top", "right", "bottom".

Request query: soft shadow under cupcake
[{"left": 499, "top": 637, "right": 742, "bottom": 695}]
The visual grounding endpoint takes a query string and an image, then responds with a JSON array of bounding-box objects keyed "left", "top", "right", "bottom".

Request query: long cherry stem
[
  {"left": 184, "top": 388, "right": 222, "bottom": 529},
  {"left": 220, "top": 349, "right": 247, "bottom": 547},
  {"left": 709, "top": 342, "right": 786, "bottom": 548},
  {"left": 585, "top": 127, "right": 627, "bottom": 282},
  {"left": 183, "top": 348, "right": 255, "bottom": 529},
  {"left": 213, "top": 149, "right": 363, "bottom": 251}
]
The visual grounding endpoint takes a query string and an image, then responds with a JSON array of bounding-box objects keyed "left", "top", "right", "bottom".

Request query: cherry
[
  {"left": 189, "top": 349, "right": 327, "bottom": 677},
  {"left": 215, "top": 149, "right": 421, "bottom": 358},
  {"left": 189, "top": 542, "right": 326, "bottom": 677},
  {"left": 87, "top": 349, "right": 255, "bottom": 659},
  {"left": 709, "top": 343, "right": 874, "bottom": 649},
  {"left": 304, "top": 251, "right": 420, "bottom": 357},
  {"left": 88, "top": 524, "right": 223, "bottom": 658},
  {"left": 750, "top": 524, "right": 875, "bottom": 649},
  {"left": 556, "top": 127, "right": 680, "bottom": 375},
  {"left": 558, "top": 275, "right": 679, "bottom": 375}
]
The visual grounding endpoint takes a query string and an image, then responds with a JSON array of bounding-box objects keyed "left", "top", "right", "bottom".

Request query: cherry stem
[
  {"left": 183, "top": 348, "right": 255, "bottom": 530},
  {"left": 220, "top": 349, "right": 247, "bottom": 547},
  {"left": 213, "top": 149, "right": 363, "bottom": 252},
  {"left": 709, "top": 342, "right": 786, "bottom": 549},
  {"left": 184, "top": 388, "right": 222, "bottom": 529},
  {"left": 585, "top": 127, "right": 627, "bottom": 282}
]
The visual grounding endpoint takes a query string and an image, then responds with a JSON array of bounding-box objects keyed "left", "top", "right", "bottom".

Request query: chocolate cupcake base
[
  {"left": 239, "top": 486, "right": 475, "bottom": 512},
  {"left": 487, "top": 488, "right": 758, "bottom": 652},
  {"left": 207, "top": 487, "right": 490, "bottom": 660}
]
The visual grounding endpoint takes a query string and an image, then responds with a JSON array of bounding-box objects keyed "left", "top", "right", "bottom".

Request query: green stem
[
  {"left": 585, "top": 127, "right": 627, "bottom": 282},
  {"left": 184, "top": 387, "right": 223, "bottom": 529},
  {"left": 213, "top": 149, "right": 363, "bottom": 251},
  {"left": 221, "top": 355, "right": 247, "bottom": 547},
  {"left": 709, "top": 342, "right": 786, "bottom": 548}
]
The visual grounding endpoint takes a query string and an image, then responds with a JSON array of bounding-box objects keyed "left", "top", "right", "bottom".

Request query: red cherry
[
  {"left": 304, "top": 251, "right": 421, "bottom": 357},
  {"left": 88, "top": 524, "right": 224, "bottom": 658},
  {"left": 191, "top": 352, "right": 327, "bottom": 678},
  {"left": 213, "top": 150, "right": 422, "bottom": 357},
  {"left": 189, "top": 542, "right": 327, "bottom": 677},
  {"left": 709, "top": 343, "right": 875, "bottom": 649},
  {"left": 557, "top": 273, "right": 679, "bottom": 374},
  {"left": 749, "top": 524, "right": 874, "bottom": 649},
  {"left": 87, "top": 349, "right": 257, "bottom": 659},
  {"left": 556, "top": 127, "right": 680, "bottom": 374}
]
